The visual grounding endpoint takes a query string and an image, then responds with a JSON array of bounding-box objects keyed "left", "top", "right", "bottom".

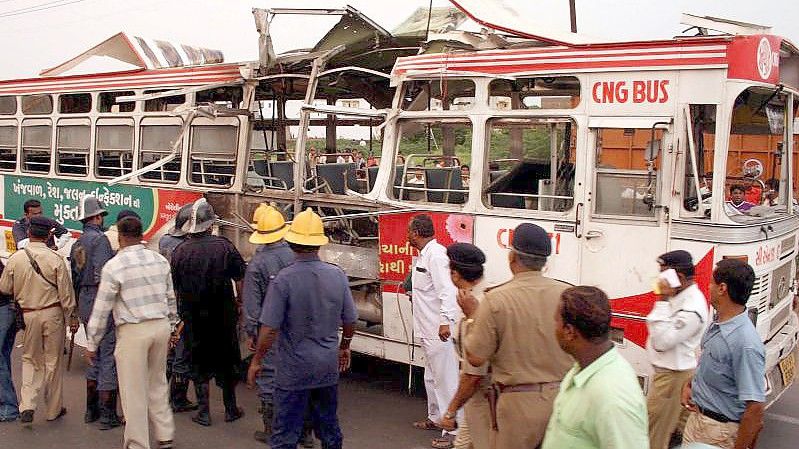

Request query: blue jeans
[
  {"left": 0, "top": 304, "right": 19, "bottom": 420},
  {"left": 271, "top": 385, "right": 342, "bottom": 449}
]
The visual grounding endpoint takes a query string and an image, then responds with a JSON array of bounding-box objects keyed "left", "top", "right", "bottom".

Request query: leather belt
[
  {"left": 0, "top": 297, "right": 11, "bottom": 307},
  {"left": 698, "top": 405, "right": 739, "bottom": 424},
  {"left": 496, "top": 381, "right": 561, "bottom": 393},
  {"left": 21, "top": 302, "right": 61, "bottom": 314}
]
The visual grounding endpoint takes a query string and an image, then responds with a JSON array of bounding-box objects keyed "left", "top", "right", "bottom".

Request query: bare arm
[
  {"left": 439, "top": 373, "right": 483, "bottom": 431},
  {"left": 734, "top": 401, "right": 764, "bottom": 449}
]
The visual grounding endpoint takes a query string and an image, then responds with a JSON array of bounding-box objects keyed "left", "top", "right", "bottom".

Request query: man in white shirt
[
  {"left": 86, "top": 216, "right": 178, "bottom": 449},
  {"left": 646, "top": 250, "right": 709, "bottom": 449},
  {"left": 407, "top": 214, "right": 460, "bottom": 449}
]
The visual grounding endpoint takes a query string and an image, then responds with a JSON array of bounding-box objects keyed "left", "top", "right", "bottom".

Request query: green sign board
[{"left": 5, "top": 176, "right": 156, "bottom": 231}]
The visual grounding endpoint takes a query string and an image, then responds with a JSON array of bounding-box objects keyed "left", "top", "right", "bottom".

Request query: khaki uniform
[
  {"left": 0, "top": 241, "right": 75, "bottom": 419},
  {"left": 647, "top": 367, "right": 693, "bottom": 449},
  {"left": 453, "top": 306, "right": 492, "bottom": 449},
  {"left": 464, "top": 271, "right": 573, "bottom": 449}
]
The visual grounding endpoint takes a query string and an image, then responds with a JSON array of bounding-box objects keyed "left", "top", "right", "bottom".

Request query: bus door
[{"left": 578, "top": 117, "right": 673, "bottom": 368}]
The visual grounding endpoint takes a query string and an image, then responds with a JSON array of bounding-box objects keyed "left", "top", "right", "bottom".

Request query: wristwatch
[{"left": 443, "top": 411, "right": 456, "bottom": 420}]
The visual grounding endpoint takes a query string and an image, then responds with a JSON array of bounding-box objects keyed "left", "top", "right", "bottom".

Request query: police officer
[
  {"left": 158, "top": 204, "right": 197, "bottom": 413},
  {"left": 241, "top": 204, "right": 296, "bottom": 444},
  {"left": 646, "top": 250, "right": 708, "bottom": 449},
  {"left": 70, "top": 194, "right": 121, "bottom": 430},
  {"left": 246, "top": 208, "right": 358, "bottom": 449},
  {"left": 464, "top": 223, "right": 573, "bottom": 449}
]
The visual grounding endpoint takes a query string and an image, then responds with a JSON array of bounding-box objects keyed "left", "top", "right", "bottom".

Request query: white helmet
[
  {"left": 77, "top": 194, "right": 108, "bottom": 221},
  {"left": 181, "top": 198, "right": 217, "bottom": 234}
]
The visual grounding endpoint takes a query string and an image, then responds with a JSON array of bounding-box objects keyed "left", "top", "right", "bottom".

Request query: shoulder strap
[{"left": 23, "top": 248, "right": 58, "bottom": 289}]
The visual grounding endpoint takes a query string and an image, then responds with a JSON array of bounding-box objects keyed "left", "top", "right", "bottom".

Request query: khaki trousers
[
  {"left": 20, "top": 306, "right": 65, "bottom": 419},
  {"left": 647, "top": 368, "right": 693, "bottom": 449},
  {"left": 682, "top": 411, "right": 739, "bottom": 449},
  {"left": 452, "top": 389, "right": 492, "bottom": 449},
  {"left": 493, "top": 387, "right": 558, "bottom": 449},
  {"left": 115, "top": 318, "right": 174, "bottom": 449}
]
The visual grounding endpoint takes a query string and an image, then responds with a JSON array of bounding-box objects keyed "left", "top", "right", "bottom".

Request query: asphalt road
[{"left": 1, "top": 342, "right": 798, "bottom": 449}]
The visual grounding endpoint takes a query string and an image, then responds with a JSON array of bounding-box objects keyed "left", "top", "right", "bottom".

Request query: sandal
[
  {"left": 413, "top": 418, "right": 441, "bottom": 430},
  {"left": 431, "top": 436, "right": 455, "bottom": 449}
]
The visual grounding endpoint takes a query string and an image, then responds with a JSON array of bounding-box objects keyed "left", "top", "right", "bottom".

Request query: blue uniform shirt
[
  {"left": 158, "top": 234, "right": 185, "bottom": 263},
  {"left": 691, "top": 310, "right": 766, "bottom": 421},
  {"left": 243, "top": 241, "right": 295, "bottom": 338},
  {"left": 259, "top": 252, "right": 358, "bottom": 391},
  {"left": 70, "top": 223, "right": 114, "bottom": 322}
]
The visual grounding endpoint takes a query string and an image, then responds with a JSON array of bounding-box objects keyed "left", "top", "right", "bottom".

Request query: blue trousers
[
  {"left": 271, "top": 385, "right": 342, "bottom": 449},
  {"left": 256, "top": 348, "right": 276, "bottom": 403},
  {"left": 167, "top": 333, "right": 190, "bottom": 379},
  {"left": 85, "top": 318, "right": 118, "bottom": 391},
  {"left": 0, "top": 304, "right": 19, "bottom": 420}
]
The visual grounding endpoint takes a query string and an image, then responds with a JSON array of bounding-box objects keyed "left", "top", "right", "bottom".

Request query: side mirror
[{"left": 645, "top": 139, "right": 661, "bottom": 161}]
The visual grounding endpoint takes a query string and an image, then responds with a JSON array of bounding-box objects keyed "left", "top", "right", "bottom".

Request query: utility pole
[{"left": 569, "top": 0, "right": 577, "bottom": 33}]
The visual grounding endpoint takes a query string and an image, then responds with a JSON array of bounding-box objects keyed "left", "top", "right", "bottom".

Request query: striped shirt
[{"left": 86, "top": 244, "right": 178, "bottom": 352}]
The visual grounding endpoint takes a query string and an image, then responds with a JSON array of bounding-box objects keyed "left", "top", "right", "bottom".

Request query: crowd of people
[
  {"left": 405, "top": 214, "right": 765, "bottom": 449},
  {"left": 0, "top": 196, "right": 769, "bottom": 449}
]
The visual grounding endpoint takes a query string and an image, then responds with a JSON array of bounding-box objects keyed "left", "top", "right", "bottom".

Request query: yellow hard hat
[
  {"left": 249, "top": 205, "right": 289, "bottom": 245},
  {"left": 284, "top": 208, "right": 329, "bottom": 246},
  {"left": 251, "top": 203, "right": 270, "bottom": 224}
]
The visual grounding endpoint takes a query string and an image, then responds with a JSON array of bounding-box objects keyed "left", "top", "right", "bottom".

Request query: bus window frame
[
  {"left": 0, "top": 119, "right": 18, "bottom": 172},
  {"left": 21, "top": 118, "right": 53, "bottom": 174},
  {"left": 55, "top": 117, "right": 91, "bottom": 177},
  {"left": 187, "top": 116, "right": 240, "bottom": 188},
  {"left": 138, "top": 116, "right": 184, "bottom": 184},
  {"left": 389, "top": 116, "right": 472, "bottom": 208},
  {"left": 481, "top": 116, "right": 578, "bottom": 216},
  {"left": 589, "top": 119, "right": 671, "bottom": 222},
  {"left": 95, "top": 117, "right": 135, "bottom": 179},
  {"left": 21, "top": 94, "right": 53, "bottom": 116},
  {"left": 58, "top": 92, "right": 93, "bottom": 115},
  {"left": 0, "top": 96, "right": 17, "bottom": 115}
]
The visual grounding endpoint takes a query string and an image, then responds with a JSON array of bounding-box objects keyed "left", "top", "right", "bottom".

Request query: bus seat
[
  {"left": 448, "top": 169, "right": 466, "bottom": 204},
  {"left": 316, "top": 163, "right": 356, "bottom": 194},
  {"left": 367, "top": 166, "right": 379, "bottom": 192},
  {"left": 424, "top": 168, "right": 456, "bottom": 203},
  {"left": 269, "top": 161, "right": 295, "bottom": 190},
  {"left": 253, "top": 159, "right": 269, "bottom": 177}
]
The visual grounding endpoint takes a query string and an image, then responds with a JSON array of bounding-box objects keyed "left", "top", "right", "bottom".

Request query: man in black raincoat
[{"left": 170, "top": 198, "right": 246, "bottom": 427}]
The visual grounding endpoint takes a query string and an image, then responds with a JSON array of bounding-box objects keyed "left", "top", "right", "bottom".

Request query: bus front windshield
[{"left": 723, "top": 87, "right": 792, "bottom": 222}]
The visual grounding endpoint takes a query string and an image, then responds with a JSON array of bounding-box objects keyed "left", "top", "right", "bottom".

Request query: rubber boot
[
  {"left": 222, "top": 381, "right": 244, "bottom": 423},
  {"left": 84, "top": 380, "right": 100, "bottom": 423},
  {"left": 170, "top": 376, "right": 198, "bottom": 413},
  {"left": 191, "top": 382, "right": 211, "bottom": 427},
  {"left": 253, "top": 400, "right": 273, "bottom": 443},
  {"left": 98, "top": 390, "right": 123, "bottom": 430}
]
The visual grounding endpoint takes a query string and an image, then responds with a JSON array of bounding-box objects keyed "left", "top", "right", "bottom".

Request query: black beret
[
  {"left": 511, "top": 223, "right": 551, "bottom": 257},
  {"left": 116, "top": 209, "right": 140, "bottom": 222},
  {"left": 29, "top": 215, "right": 55, "bottom": 232},
  {"left": 657, "top": 250, "right": 694, "bottom": 272},
  {"left": 447, "top": 243, "right": 486, "bottom": 269}
]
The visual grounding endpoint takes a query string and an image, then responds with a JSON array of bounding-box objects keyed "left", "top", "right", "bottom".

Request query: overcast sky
[{"left": 0, "top": 0, "right": 796, "bottom": 80}]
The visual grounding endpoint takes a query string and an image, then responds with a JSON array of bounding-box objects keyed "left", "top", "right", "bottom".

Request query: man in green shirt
[{"left": 541, "top": 286, "right": 649, "bottom": 449}]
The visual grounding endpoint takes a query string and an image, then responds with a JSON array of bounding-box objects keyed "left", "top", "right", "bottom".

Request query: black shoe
[
  {"left": 19, "top": 410, "right": 33, "bottom": 423},
  {"left": 172, "top": 400, "right": 199, "bottom": 413},
  {"left": 191, "top": 411, "right": 211, "bottom": 427},
  {"left": 47, "top": 408, "right": 67, "bottom": 422},
  {"left": 224, "top": 407, "right": 244, "bottom": 423}
]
